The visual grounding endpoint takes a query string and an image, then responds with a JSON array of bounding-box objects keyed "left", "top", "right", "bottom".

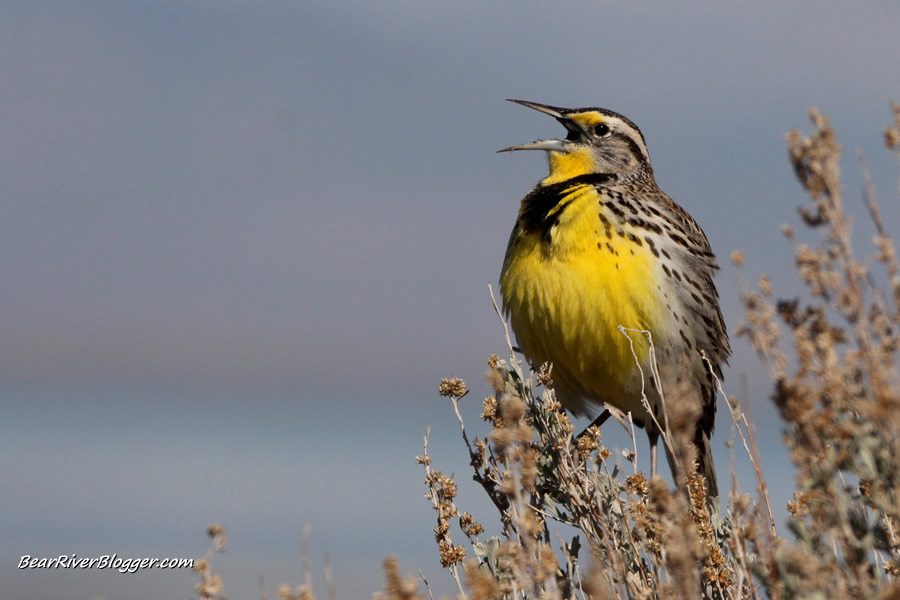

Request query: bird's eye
[{"left": 594, "top": 123, "right": 610, "bottom": 137}]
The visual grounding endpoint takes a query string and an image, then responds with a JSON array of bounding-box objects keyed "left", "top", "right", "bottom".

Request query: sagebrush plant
[
  {"left": 191, "top": 105, "right": 900, "bottom": 600},
  {"left": 426, "top": 350, "right": 746, "bottom": 599},
  {"left": 732, "top": 105, "right": 900, "bottom": 599},
  {"left": 419, "top": 104, "right": 900, "bottom": 600},
  {"left": 193, "top": 524, "right": 228, "bottom": 600}
]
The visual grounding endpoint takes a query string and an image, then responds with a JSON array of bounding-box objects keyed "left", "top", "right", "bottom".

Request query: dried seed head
[
  {"left": 486, "top": 367, "right": 506, "bottom": 393},
  {"left": 459, "top": 512, "right": 484, "bottom": 537},
  {"left": 626, "top": 473, "right": 650, "bottom": 497},
  {"left": 438, "top": 540, "right": 466, "bottom": 567},
  {"left": 192, "top": 558, "right": 210, "bottom": 575},
  {"left": 577, "top": 433, "right": 598, "bottom": 454},
  {"left": 464, "top": 559, "right": 501, "bottom": 600},
  {"left": 196, "top": 574, "right": 223, "bottom": 599},
  {"left": 500, "top": 394, "right": 527, "bottom": 426},
  {"left": 438, "top": 377, "right": 467, "bottom": 397},
  {"left": 380, "top": 556, "right": 423, "bottom": 600},
  {"left": 535, "top": 362, "right": 554, "bottom": 387}
]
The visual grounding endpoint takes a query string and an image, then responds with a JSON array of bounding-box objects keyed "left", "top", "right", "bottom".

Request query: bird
[{"left": 498, "top": 99, "right": 730, "bottom": 497}]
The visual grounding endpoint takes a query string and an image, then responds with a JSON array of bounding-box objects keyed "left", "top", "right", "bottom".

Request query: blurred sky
[{"left": 2, "top": 1, "right": 899, "bottom": 599}]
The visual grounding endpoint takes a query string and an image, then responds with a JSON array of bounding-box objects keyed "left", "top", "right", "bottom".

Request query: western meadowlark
[{"left": 499, "top": 99, "right": 730, "bottom": 496}]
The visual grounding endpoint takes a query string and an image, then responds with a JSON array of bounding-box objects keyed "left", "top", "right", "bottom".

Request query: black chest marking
[{"left": 519, "top": 173, "right": 617, "bottom": 242}]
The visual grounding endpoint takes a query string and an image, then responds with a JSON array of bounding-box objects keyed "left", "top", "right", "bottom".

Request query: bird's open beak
[
  {"left": 498, "top": 138, "right": 567, "bottom": 153},
  {"left": 506, "top": 99, "right": 567, "bottom": 118},
  {"left": 498, "top": 99, "right": 572, "bottom": 153}
]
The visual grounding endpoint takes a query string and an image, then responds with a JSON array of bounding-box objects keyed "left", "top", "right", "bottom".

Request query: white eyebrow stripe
[{"left": 609, "top": 118, "right": 650, "bottom": 164}]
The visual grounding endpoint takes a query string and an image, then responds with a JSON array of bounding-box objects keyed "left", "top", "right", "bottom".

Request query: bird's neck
[
  {"left": 541, "top": 149, "right": 652, "bottom": 186},
  {"left": 542, "top": 148, "right": 598, "bottom": 185}
]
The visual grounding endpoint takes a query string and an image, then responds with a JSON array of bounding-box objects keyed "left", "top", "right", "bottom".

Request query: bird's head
[{"left": 499, "top": 99, "right": 652, "bottom": 184}]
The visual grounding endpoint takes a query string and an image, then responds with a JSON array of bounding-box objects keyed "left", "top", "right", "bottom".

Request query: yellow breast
[{"left": 500, "top": 183, "right": 663, "bottom": 413}]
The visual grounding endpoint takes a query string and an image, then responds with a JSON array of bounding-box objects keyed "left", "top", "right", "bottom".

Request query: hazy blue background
[{"left": 2, "top": 2, "right": 898, "bottom": 598}]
